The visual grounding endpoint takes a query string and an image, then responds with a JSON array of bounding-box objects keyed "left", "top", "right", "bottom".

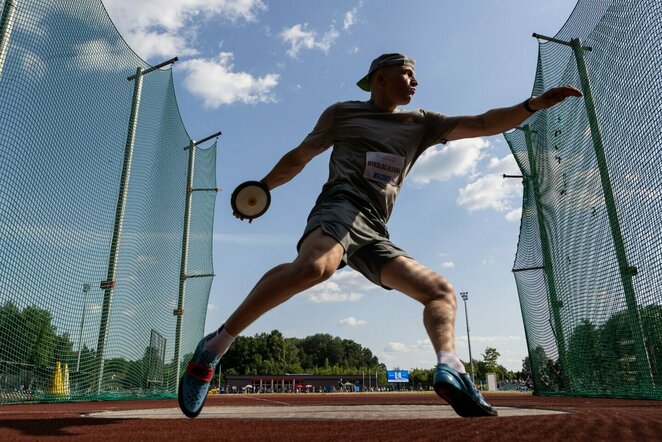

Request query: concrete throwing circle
[{"left": 86, "top": 405, "right": 566, "bottom": 420}]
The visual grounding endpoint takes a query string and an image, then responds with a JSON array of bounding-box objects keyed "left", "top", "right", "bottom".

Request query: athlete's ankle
[
  {"left": 437, "top": 351, "right": 466, "bottom": 373},
  {"left": 202, "top": 324, "right": 236, "bottom": 357}
]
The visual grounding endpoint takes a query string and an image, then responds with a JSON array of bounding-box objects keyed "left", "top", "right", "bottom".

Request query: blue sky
[{"left": 102, "top": 0, "right": 578, "bottom": 371}]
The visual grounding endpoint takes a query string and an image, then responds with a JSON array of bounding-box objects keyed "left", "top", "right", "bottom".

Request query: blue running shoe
[
  {"left": 178, "top": 338, "right": 221, "bottom": 418},
  {"left": 433, "top": 363, "right": 498, "bottom": 417}
]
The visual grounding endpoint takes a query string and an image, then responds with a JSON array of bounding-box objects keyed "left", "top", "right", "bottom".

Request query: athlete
[{"left": 178, "top": 53, "right": 582, "bottom": 418}]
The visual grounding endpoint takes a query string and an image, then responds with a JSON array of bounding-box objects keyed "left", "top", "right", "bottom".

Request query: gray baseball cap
[{"left": 356, "top": 53, "right": 415, "bottom": 92}]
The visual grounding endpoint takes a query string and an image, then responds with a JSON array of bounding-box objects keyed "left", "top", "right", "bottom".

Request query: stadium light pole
[{"left": 460, "top": 291, "right": 475, "bottom": 382}]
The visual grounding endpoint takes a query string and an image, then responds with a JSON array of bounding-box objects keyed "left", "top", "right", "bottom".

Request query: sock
[
  {"left": 437, "top": 351, "right": 466, "bottom": 373},
  {"left": 202, "top": 324, "right": 236, "bottom": 358}
]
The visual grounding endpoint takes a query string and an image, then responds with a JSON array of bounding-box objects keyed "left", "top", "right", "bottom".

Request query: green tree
[
  {"left": 482, "top": 347, "right": 500, "bottom": 372},
  {"left": 220, "top": 330, "right": 385, "bottom": 377},
  {"left": 410, "top": 367, "right": 434, "bottom": 389},
  {"left": 0, "top": 302, "right": 22, "bottom": 362},
  {"left": 0, "top": 301, "right": 77, "bottom": 370},
  {"left": 528, "top": 345, "right": 564, "bottom": 392},
  {"left": 521, "top": 356, "right": 531, "bottom": 377},
  {"left": 567, "top": 319, "right": 604, "bottom": 390}
]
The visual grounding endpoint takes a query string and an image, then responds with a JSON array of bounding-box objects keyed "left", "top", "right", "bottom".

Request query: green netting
[
  {"left": 0, "top": 0, "right": 217, "bottom": 403},
  {"left": 505, "top": 0, "right": 662, "bottom": 399}
]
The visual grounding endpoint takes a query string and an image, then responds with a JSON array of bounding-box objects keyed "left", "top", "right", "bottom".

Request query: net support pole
[
  {"left": 95, "top": 58, "right": 178, "bottom": 393},
  {"left": 569, "top": 38, "right": 653, "bottom": 387},
  {"left": 95, "top": 66, "right": 144, "bottom": 393},
  {"left": 173, "top": 132, "right": 221, "bottom": 392},
  {"left": 521, "top": 125, "right": 571, "bottom": 389},
  {"left": 173, "top": 140, "right": 196, "bottom": 392},
  {"left": 0, "top": 0, "right": 17, "bottom": 85}
]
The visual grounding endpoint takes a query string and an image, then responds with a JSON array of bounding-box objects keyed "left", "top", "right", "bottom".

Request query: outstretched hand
[{"left": 530, "top": 85, "right": 583, "bottom": 111}]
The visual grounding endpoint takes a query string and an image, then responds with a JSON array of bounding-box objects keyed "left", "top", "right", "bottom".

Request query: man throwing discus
[{"left": 178, "top": 52, "right": 582, "bottom": 418}]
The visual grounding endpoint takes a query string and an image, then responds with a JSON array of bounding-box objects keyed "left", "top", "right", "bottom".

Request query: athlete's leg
[
  {"left": 220, "top": 227, "right": 343, "bottom": 338},
  {"left": 179, "top": 228, "right": 344, "bottom": 418},
  {"left": 380, "top": 255, "right": 496, "bottom": 417},
  {"left": 379, "top": 256, "right": 458, "bottom": 356}
]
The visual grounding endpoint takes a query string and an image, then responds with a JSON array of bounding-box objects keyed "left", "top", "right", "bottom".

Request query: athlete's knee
[
  {"left": 427, "top": 276, "right": 456, "bottom": 309},
  {"left": 293, "top": 257, "right": 338, "bottom": 285}
]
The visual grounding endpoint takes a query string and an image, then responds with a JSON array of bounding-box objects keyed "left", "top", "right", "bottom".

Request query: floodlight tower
[{"left": 460, "top": 291, "right": 475, "bottom": 382}]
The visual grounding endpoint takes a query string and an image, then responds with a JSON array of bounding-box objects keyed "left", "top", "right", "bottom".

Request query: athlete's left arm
[{"left": 445, "top": 85, "right": 582, "bottom": 141}]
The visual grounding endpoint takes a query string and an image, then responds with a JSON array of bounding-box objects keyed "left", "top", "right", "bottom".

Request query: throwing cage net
[
  {"left": 0, "top": 0, "right": 217, "bottom": 403},
  {"left": 505, "top": 0, "right": 661, "bottom": 399}
]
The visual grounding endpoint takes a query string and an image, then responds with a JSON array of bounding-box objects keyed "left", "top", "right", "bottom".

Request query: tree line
[
  {"left": 0, "top": 301, "right": 167, "bottom": 393},
  {"left": 0, "top": 300, "right": 527, "bottom": 392},
  {"left": 408, "top": 347, "right": 528, "bottom": 390},
  {"left": 528, "top": 304, "right": 662, "bottom": 394},
  {"left": 219, "top": 330, "right": 387, "bottom": 383},
  {"left": 4, "top": 300, "right": 658, "bottom": 395}
]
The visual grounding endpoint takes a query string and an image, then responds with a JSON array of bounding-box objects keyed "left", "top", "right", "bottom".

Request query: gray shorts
[{"left": 297, "top": 194, "right": 409, "bottom": 289}]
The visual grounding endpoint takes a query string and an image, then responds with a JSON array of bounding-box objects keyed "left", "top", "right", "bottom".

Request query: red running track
[{"left": 0, "top": 393, "right": 660, "bottom": 441}]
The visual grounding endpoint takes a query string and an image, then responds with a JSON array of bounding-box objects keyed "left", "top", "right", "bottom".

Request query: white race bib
[{"left": 364, "top": 152, "right": 405, "bottom": 186}]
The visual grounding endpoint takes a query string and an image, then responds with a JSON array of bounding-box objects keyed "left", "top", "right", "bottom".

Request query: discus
[{"left": 230, "top": 180, "right": 271, "bottom": 220}]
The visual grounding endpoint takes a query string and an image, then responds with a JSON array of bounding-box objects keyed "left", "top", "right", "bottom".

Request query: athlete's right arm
[
  {"left": 259, "top": 141, "right": 327, "bottom": 190},
  {"left": 259, "top": 103, "right": 336, "bottom": 191}
]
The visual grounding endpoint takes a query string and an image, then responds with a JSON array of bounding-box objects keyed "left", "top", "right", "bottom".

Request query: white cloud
[
  {"left": 307, "top": 292, "right": 363, "bottom": 303},
  {"left": 280, "top": 23, "right": 340, "bottom": 59},
  {"left": 326, "top": 269, "right": 377, "bottom": 291},
  {"left": 340, "top": 316, "right": 366, "bottom": 326},
  {"left": 505, "top": 207, "right": 522, "bottom": 222},
  {"left": 457, "top": 174, "right": 519, "bottom": 212},
  {"left": 411, "top": 339, "right": 433, "bottom": 351},
  {"left": 104, "top": 0, "right": 266, "bottom": 30},
  {"left": 456, "top": 153, "right": 522, "bottom": 215},
  {"left": 74, "top": 39, "right": 136, "bottom": 73},
  {"left": 486, "top": 153, "right": 519, "bottom": 173},
  {"left": 383, "top": 342, "right": 409, "bottom": 353},
  {"left": 178, "top": 52, "right": 279, "bottom": 107},
  {"left": 207, "top": 303, "right": 217, "bottom": 311},
  {"left": 304, "top": 270, "right": 371, "bottom": 303},
  {"left": 441, "top": 261, "right": 455, "bottom": 269},
  {"left": 409, "top": 138, "right": 490, "bottom": 185},
  {"left": 344, "top": 7, "right": 358, "bottom": 30},
  {"left": 124, "top": 29, "right": 196, "bottom": 60},
  {"left": 102, "top": 0, "right": 267, "bottom": 59},
  {"left": 278, "top": 3, "right": 359, "bottom": 59}
]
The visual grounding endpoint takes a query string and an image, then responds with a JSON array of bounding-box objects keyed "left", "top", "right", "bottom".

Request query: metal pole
[
  {"left": 76, "top": 283, "right": 91, "bottom": 372},
  {"left": 94, "top": 58, "right": 178, "bottom": 393},
  {"left": 95, "top": 66, "right": 144, "bottom": 393},
  {"left": 460, "top": 292, "right": 474, "bottom": 382},
  {"left": 520, "top": 125, "right": 571, "bottom": 388},
  {"left": 0, "top": 0, "right": 17, "bottom": 85},
  {"left": 569, "top": 38, "right": 652, "bottom": 386},
  {"left": 529, "top": 31, "right": 652, "bottom": 387},
  {"left": 174, "top": 140, "right": 196, "bottom": 392},
  {"left": 173, "top": 133, "right": 221, "bottom": 392}
]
